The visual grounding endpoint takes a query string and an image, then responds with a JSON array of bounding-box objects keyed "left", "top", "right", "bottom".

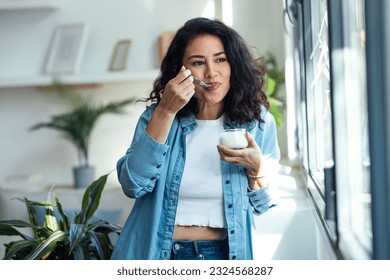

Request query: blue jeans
[{"left": 170, "top": 240, "right": 227, "bottom": 260}]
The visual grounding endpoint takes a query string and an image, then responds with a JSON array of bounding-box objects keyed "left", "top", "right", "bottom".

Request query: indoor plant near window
[
  {"left": 30, "top": 81, "right": 135, "bottom": 188},
  {"left": 263, "top": 52, "right": 286, "bottom": 128},
  {"left": 0, "top": 172, "right": 122, "bottom": 260}
]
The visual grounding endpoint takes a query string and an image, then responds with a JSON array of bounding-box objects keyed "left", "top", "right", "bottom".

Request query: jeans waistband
[
  {"left": 172, "top": 240, "right": 222, "bottom": 250},
  {"left": 171, "top": 240, "right": 225, "bottom": 260}
]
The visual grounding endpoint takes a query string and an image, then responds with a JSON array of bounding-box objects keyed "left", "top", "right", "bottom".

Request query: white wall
[
  {"left": 231, "top": 0, "right": 286, "bottom": 66},
  {"left": 0, "top": 0, "right": 215, "bottom": 78},
  {"left": 0, "top": 0, "right": 287, "bottom": 188},
  {"left": 230, "top": 0, "right": 288, "bottom": 160}
]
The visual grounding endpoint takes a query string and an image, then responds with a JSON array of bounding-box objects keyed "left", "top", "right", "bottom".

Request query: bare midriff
[{"left": 173, "top": 225, "right": 227, "bottom": 241}]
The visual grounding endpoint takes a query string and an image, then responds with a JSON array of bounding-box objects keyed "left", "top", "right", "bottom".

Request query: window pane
[
  {"left": 338, "top": 0, "right": 372, "bottom": 258},
  {"left": 308, "top": 0, "right": 333, "bottom": 192}
]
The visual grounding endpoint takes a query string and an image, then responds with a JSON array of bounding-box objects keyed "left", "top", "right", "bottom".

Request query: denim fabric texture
[
  {"left": 111, "top": 105, "right": 280, "bottom": 260},
  {"left": 170, "top": 240, "right": 227, "bottom": 260}
]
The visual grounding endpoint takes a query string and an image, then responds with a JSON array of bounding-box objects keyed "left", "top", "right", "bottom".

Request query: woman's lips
[{"left": 207, "top": 82, "right": 220, "bottom": 91}]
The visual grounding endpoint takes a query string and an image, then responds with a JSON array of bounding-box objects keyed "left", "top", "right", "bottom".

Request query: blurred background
[{"left": 0, "top": 0, "right": 287, "bottom": 187}]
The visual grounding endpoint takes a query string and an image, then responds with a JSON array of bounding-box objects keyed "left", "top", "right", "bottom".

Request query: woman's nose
[{"left": 205, "top": 65, "right": 217, "bottom": 79}]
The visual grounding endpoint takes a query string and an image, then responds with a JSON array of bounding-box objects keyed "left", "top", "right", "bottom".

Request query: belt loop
[{"left": 193, "top": 241, "right": 200, "bottom": 257}]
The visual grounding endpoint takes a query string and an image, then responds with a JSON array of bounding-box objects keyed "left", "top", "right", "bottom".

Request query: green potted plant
[
  {"left": 0, "top": 172, "right": 122, "bottom": 260},
  {"left": 30, "top": 81, "right": 135, "bottom": 188},
  {"left": 263, "top": 52, "right": 286, "bottom": 128}
]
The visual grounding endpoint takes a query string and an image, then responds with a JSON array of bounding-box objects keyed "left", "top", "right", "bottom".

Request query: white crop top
[{"left": 175, "top": 117, "right": 227, "bottom": 229}]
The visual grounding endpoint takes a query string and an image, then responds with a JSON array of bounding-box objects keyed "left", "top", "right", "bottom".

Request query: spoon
[{"left": 193, "top": 76, "right": 212, "bottom": 89}]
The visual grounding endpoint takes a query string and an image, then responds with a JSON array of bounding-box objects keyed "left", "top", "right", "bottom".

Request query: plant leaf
[
  {"left": 68, "top": 223, "right": 86, "bottom": 254},
  {"left": 0, "top": 221, "right": 32, "bottom": 240},
  {"left": 87, "top": 230, "right": 109, "bottom": 260},
  {"left": 25, "top": 230, "right": 67, "bottom": 260},
  {"left": 0, "top": 219, "right": 33, "bottom": 228},
  {"left": 43, "top": 186, "right": 59, "bottom": 232},
  {"left": 54, "top": 195, "right": 70, "bottom": 233},
  {"left": 89, "top": 220, "right": 123, "bottom": 234},
  {"left": 265, "top": 75, "right": 277, "bottom": 97},
  {"left": 269, "top": 97, "right": 284, "bottom": 127},
  {"left": 29, "top": 91, "right": 135, "bottom": 166},
  {"left": 14, "top": 198, "right": 40, "bottom": 229},
  {"left": 75, "top": 173, "right": 110, "bottom": 224},
  {"left": 3, "top": 240, "right": 36, "bottom": 260},
  {"left": 71, "top": 243, "right": 90, "bottom": 260}
]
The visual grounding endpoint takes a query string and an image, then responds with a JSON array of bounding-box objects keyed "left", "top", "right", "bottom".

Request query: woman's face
[{"left": 183, "top": 34, "right": 231, "bottom": 109}]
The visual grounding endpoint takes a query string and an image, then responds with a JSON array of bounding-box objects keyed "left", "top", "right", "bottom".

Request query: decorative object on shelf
[
  {"left": 30, "top": 81, "right": 135, "bottom": 188},
  {"left": 0, "top": 172, "right": 123, "bottom": 260},
  {"left": 262, "top": 52, "right": 286, "bottom": 128},
  {"left": 157, "top": 31, "right": 174, "bottom": 65},
  {"left": 109, "top": 39, "right": 132, "bottom": 71},
  {"left": 44, "top": 23, "right": 89, "bottom": 74}
]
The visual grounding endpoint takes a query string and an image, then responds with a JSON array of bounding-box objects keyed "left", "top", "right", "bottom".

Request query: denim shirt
[{"left": 111, "top": 105, "right": 280, "bottom": 260}]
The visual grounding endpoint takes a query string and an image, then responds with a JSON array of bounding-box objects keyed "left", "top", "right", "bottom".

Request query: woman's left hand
[{"left": 217, "top": 132, "right": 265, "bottom": 175}]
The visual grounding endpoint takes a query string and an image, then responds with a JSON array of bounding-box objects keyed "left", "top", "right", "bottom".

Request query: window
[
  {"left": 303, "top": 0, "right": 338, "bottom": 239},
  {"left": 331, "top": 0, "right": 372, "bottom": 259},
  {"left": 307, "top": 0, "right": 333, "bottom": 192},
  {"left": 293, "top": 0, "right": 373, "bottom": 259}
]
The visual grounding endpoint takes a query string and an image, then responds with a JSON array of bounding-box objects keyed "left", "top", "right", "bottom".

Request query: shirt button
[
  {"left": 228, "top": 204, "right": 233, "bottom": 208},
  {"left": 230, "top": 230, "right": 235, "bottom": 234},
  {"left": 232, "top": 255, "right": 237, "bottom": 260},
  {"left": 156, "top": 164, "right": 162, "bottom": 169},
  {"left": 225, "top": 180, "right": 231, "bottom": 184},
  {"left": 163, "top": 152, "right": 167, "bottom": 156}
]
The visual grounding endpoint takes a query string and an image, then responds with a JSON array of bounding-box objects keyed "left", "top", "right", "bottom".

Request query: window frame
[{"left": 292, "top": 0, "right": 390, "bottom": 259}]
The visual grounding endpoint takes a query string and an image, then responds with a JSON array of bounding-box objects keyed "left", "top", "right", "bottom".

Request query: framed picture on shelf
[
  {"left": 109, "top": 39, "right": 131, "bottom": 71},
  {"left": 158, "top": 31, "right": 174, "bottom": 65},
  {"left": 45, "top": 23, "right": 89, "bottom": 74}
]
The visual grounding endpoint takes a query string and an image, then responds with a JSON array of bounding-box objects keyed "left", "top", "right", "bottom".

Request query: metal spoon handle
[{"left": 193, "top": 76, "right": 212, "bottom": 88}]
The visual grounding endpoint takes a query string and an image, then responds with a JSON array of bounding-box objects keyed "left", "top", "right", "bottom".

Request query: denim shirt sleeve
[
  {"left": 247, "top": 186, "right": 278, "bottom": 214},
  {"left": 247, "top": 110, "right": 281, "bottom": 214},
  {"left": 117, "top": 108, "right": 169, "bottom": 198}
]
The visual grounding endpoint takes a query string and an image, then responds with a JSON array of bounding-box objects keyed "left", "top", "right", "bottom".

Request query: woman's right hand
[
  {"left": 146, "top": 66, "right": 195, "bottom": 144},
  {"left": 158, "top": 66, "right": 195, "bottom": 115}
]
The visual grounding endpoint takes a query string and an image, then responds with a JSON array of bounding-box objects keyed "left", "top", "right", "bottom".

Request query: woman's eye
[
  {"left": 216, "top": 57, "right": 227, "bottom": 63},
  {"left": 192, "top": 61, "right": 205, "bottom": 66}
]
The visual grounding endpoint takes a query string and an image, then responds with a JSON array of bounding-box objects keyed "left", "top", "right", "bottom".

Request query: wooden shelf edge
[{"left": 0, "top": 70, "right": 160, "bottom": 88}]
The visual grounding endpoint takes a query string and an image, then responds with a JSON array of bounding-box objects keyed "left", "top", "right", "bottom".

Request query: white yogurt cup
[{"left": 219, "top": 129, "right": 248, "bottom": 149}]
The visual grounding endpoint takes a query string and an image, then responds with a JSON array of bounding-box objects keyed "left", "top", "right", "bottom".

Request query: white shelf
[
  {"left": 0, "top": 0, "right": 59, "bottom": 11},
  {"left": 0, "top": 69, "right": 160, "bottom": 88}
]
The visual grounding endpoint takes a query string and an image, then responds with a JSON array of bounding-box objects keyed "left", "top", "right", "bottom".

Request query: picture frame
[
  {"left": 109, "top": 39, "right": 131, "bottom": 71},
  {"left": 45, "top": 23, "right": 89, "bottom": 74}
]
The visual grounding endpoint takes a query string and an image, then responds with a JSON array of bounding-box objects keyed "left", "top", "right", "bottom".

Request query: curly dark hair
[{"left": 143, "top": 17, "right": 269, "bottom": 125}]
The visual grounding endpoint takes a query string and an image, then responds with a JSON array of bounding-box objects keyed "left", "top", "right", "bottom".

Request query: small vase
[{"left": 73, "top": 166, "right": 95, "bottom": 189}]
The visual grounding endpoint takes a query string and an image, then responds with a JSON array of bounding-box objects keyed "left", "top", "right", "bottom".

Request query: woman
[{"left": 111, "top": 17, "right": 280, "bottom": 260}]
